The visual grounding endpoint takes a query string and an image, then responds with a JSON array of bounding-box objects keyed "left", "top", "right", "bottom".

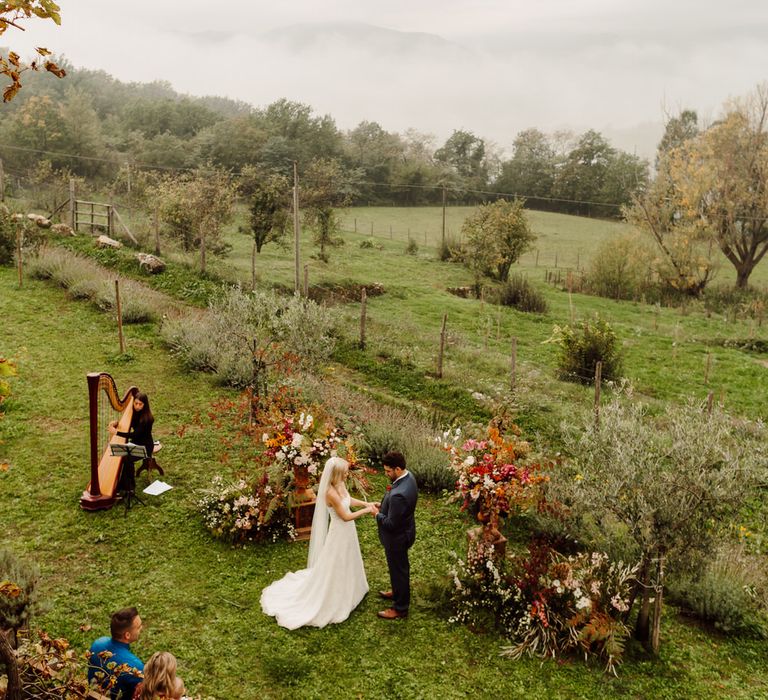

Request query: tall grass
[{"left": 27, "top": 247, "right": 162, "bottom": 323}]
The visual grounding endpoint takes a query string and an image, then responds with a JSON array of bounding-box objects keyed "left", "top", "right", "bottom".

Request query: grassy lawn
[
  {"left": 2, "top": 263, "right": 768, "bottom": 699},
  {"left": 210, "top": 207, "right": 767, "bottom": 424}
]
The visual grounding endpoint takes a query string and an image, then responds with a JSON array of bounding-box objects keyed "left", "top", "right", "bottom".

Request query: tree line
[{"left": 0, "top": 59, "right": 648, "bottom": 217}]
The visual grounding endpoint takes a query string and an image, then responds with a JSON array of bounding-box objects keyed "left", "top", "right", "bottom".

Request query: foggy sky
[{"left": 6, "top": 0, "right": 768, "bottom": 158}]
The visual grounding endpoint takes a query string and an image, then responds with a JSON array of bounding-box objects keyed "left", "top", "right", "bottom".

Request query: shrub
[
  {"left": 584, "top": 234, "right": 655, "bottom": 300},
  {"left": 27, "top": 248, "right": 159, "bottom": 322},
  {"left": 702, "top": 285, "right": 768, "bottom": 321},
  {"left": 162, "top": 287, "right": 338, "bottom": 388},
  {"left": 0, "top": 204, "right": 16, "bottom": 265},
  {"left": 93, "top": 278, "right": 157, "bottom": 324},
  {"left": 0, "top": 549, "right": 41, "bottom": 635},
  {"left": 548, "top": 317, "right": 623, "bottom": 384},
  {"left": 10, "top": 630, "right": 95, "bottom": 699},
  {"left": 405, "top": 238, "right": 419, "bottom": 255},
  {"left": 355, "top": 404, "right": 454, "bottom": 493},
  {"left": 668, "top": 544, "right": 768, "bottom": 637},
  {"left": 438, "top": 234, "right": 464, "bottom": 262},
  {"left": 359, "top": 238, "right": 375, "bottom": 249},
  {"left": 496, "top": 274, "right": 548, "bottom": 313},
  {"left": 402, "top": 433, "right": 455, "bottom": 493}
]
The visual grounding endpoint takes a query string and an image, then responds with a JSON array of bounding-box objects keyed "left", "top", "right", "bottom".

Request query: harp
[{"left": 80, "top": 372, "right": 138, "bottom": 511}]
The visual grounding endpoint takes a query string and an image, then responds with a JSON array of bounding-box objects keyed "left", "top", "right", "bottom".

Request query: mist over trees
[{"left": 0, "top": 60, "right": 649, "bottom": 217}]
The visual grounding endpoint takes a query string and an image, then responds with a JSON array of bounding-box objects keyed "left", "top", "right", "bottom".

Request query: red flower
[{"left": 386, "top": 485, "right": 392, "bottom": 491}]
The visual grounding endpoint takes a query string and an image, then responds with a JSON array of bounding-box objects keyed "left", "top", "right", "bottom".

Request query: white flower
[
  {"left": 261, "top": 433, "right": 269, "bottom": 443},
  {"left": 576, "top": 597, "right": 591, "bottom": 611},
  {"left": 291, "top": 433, "right": 303, "bottom": 448},
  {"left": 463, "top": 455, "right": 476, "bottom": 466},
  {"left": 611, "top": 595, "right": 629, "bottom": 612},
  {"left": 275, "top": 452, "right": 285, "bottom": 462}
]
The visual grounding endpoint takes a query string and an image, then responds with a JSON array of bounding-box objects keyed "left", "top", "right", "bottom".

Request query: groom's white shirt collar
[{"left": 393, "top": 470, "right": 409, "bottom": 484}]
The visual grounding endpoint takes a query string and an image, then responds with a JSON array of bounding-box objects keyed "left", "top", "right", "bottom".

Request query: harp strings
[{"left": 97, "top": 376, "right": 121, "bottom": 458}]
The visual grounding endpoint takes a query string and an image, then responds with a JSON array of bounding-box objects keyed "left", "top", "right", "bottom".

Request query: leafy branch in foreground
[{"left": 0, "top": 1, "right": 66, "bottom": 102}]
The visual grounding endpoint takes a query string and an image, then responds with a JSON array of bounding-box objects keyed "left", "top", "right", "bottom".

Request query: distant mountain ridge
[{"left": 259, "top": 21, "right": 477, "bottom": 59}]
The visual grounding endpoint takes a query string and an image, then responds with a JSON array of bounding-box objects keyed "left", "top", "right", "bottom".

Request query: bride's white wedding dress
[{"left": 260, "top": 494, "right": 369, "bottom": 629}]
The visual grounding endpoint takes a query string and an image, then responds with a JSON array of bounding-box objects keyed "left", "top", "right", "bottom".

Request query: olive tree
[{"left": 554, "top": 395, "right": 766, "bottom": 654}]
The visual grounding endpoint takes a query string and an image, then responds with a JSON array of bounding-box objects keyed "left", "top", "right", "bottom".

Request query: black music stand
[{"left": 110, "top": 443, "right": 147, "bottom": 514}]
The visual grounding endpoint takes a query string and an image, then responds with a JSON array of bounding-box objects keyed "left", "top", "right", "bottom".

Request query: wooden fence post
[
  {"left": 303, "top": 264, "right": 309, "bottom": 298},
  {"left": 359, "top": 288, "right": 367, "bottom": 350},
  {"left": 68, "top": 178, "right": 76, "bottom": 230},
  {"left": 115, "top": 279, "right": 125, "bottom": 354},
  {"left": 594, "top": 361, "right": 602, "bottom": 425},
  {"left": 535, "top": 249, "right": 539, "bottom": 267},
  {"left": 153, "top": 207, "right": 161, "bottom": 256},
  {"left": 510, "top": 337, "right": 517, "bottom": 392},
  {"left": 0, "top": 157, "right": 5, "bottom": 202},
  {"left": 706, "top": 390, "right": 714, "bottom": 416},
  {"left": 354, "top": 218, "right": 357, "bottom": 233},
  {"left": 16, "top": 226, "right": 23, "bottom": 289},
  {"left": 199, "top": 220, "right": 207, "bottom": 274},
  {"left": 704, "top": 353, "right": 712, "bottom": 385},
  {"left": 441, "top": 186, "right": 447, "bottom": 249},
  {"left": 293, "top": 161, "right": 300, "bottom": 294},
  {"left": 437, "top": 313, "right": 447, "bottom": 378}
]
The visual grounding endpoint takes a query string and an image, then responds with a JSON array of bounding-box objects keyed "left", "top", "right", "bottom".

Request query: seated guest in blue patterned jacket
[{"left": 88, "top": 606, "right": 145, "bottom": 699}]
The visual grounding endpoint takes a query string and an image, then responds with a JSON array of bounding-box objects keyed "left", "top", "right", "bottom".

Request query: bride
[{"left": 260, "top": 456, "right": 375, "bottom": 629}]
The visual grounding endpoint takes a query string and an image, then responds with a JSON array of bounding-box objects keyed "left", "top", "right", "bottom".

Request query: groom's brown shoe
[
  {"left": 378, "top": 590, "right": 394, "bottom": 600},
  {"left": 378, "top": 607, "right": 408, "bottom": 620}
]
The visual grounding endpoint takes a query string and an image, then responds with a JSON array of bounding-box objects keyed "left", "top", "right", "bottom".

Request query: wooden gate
[{"left": 74, "top": 200, "right": 112, "bottom": 235}]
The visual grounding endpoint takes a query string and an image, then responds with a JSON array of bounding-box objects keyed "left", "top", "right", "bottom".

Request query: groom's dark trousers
[{"left": 376, "top": 473, "right": 418, "bottom": 613}]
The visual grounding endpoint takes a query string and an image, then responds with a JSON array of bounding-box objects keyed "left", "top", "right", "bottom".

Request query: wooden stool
[{"left": 136, "top": 442, "right": 164, "bottom": 479}]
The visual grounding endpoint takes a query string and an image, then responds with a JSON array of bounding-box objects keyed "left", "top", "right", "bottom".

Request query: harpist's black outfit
[{"left": 116, "top": 415, "right": 154, "bottom": 492}]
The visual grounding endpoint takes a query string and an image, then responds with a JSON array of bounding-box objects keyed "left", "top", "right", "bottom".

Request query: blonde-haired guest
[{"left": 132, "top": 651, "right": 186, "bottom": 700}]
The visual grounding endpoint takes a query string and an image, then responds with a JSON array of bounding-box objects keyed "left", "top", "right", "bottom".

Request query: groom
[{"left": 374, "top": 451, "right": 418, "bottom": 620}]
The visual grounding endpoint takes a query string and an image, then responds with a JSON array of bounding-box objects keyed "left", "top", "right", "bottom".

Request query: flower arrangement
[
  {"left": 263, "top": 411, "right": 347, "bottom": 478},
  {"left": 503, "top": 541, "right": 637, "bottom": 673},
  {"left": 448, "top": 538, "right": 637, "bottom": 673},
  {"left": 196, "top": 474, "right": 294, "bottom": 544},
  {"left": 261, "top": 410, "right": 368, "bottom": 499},
  {"left": 448, "top": 426, "right": 548, "bottom": 536}
]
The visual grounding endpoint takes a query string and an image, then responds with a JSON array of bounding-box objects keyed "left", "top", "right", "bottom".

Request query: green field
[
  {"left": 213, "top": 206, "right": 767, "bottom": 423},
  {"left": 334, "top": 206, "right": 768, "bottom": 288},
  {"left": 2, "top": 204, "right": 767, "bottom": 699}
]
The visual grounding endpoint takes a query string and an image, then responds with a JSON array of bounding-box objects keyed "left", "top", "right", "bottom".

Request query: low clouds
[{"left": 7, "top": 1, "right": 768, "bottom": 158}]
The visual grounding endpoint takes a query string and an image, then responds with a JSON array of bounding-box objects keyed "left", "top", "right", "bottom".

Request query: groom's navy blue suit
[{"left": 376, "top": 472, "right": 418, "bottom": 613}]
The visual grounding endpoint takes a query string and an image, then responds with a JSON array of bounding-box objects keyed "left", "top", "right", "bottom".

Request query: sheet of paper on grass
[{"left": 143, "top": 480, "right": 173, "bottom": 496}]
